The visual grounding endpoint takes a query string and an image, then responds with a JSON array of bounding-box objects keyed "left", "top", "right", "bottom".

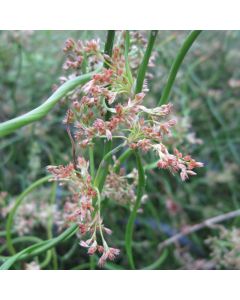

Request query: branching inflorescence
[{"left": 47, "top": 31, "right": 203, "bottom": 267}]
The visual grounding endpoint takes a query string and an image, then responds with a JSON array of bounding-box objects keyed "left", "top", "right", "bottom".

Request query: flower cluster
[
  {"left": 63, "top": 38, "right": 101, "bottom": 72},
  {"left": 47, "top": 157, "right": 120, "bottom": 267},
  {"left": 46, "top": 31, "right": 203, "bottom": 267},
  {"left": 103, "top": 167, "right": 138, "bottom": 207}
]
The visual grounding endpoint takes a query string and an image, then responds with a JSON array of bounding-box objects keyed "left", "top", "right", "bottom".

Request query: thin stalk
[
  {"left": 159, "top": 30, "right": 202, "bottom": 105},
  {"left": 61, "top": 242, "right": 78, "bottom": 262},
  {"left": 47, "top": 182, "right": 58, "bottom": 269},
  {"left": 40, "top": 250, "right": 52, "bottom": 269},
  {"left": 135, "top": 30, "right": 158, "bottom": 94},
  {"left": 94, "top": 142, "right": 126, "bottom": 190},
  {"left": 0, "top": 236, "right": 42, "bottom": 254},
  {"left": 0, "top": 235, "right": 51, "bottom": 269},
  {"left": 88, "top": 143, "right": 96, "bottom": 269},
  {"left": 113, "top": 148, "right": 133, "bottom": 173},
  {"left": 88, "top": 144, "right": 95, "bottom": 179},
  {"left": 6, "top": 175, "right": 52, "bottom": 255},
  {"left": 143, "top": 249, "right": 168, "bottom": 270},
  {"left": 124, "top": 31, "right": 134, "bottom": 86},
  {"left": 96, "top": 31, "right": 116, "bottom": 192},
  {"left": 125, "top": 150, "right": 145, "bottom": 269},
  {"left": 104, "top": 30, "right": 115, "bottom": 67}
]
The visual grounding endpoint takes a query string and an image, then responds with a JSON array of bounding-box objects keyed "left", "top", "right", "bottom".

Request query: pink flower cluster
[
  {"left": 47, "top": 157, "right": 120, "bottom": 266},
  {"left": 46, "top": 32, "right": 203, "bottom": 267},
  {"left": 154, "top": 145, "right": 203, "bottom": 181},
  {"left": 63, "top": 38, "right": 100, "bottom": 71}
]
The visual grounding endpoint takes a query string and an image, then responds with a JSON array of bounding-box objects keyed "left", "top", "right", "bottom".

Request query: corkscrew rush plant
[{"left": 0, "top": 30, "right": 203, "bottom": 270}]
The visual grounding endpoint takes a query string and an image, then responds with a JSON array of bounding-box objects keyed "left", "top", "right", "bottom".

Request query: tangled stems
[
  {"left": 125, "top": 150, "right": 145, "bottom": 269},
  {"left": 0, "top": 224, "right": 78, "bottom": 270},
  {"left": 159, "top": 30, "right": 202, "bottom": 105},
  {"left": 0, "top": 236, "right": 51, "bottom": 269},
  {"left": 0, "top": 68, "right": 101, "bottom": 138}
]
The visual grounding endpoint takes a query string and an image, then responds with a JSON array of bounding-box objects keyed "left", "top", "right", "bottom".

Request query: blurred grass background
[{"left": 0, "top": 31, "right": 240, "bottom": 269}]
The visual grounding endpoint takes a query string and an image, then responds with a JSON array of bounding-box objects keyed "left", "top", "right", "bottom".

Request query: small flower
[
  {"left": 47, "top": 163, "right": 74, "bottom": 180},
  {"left": 84, "top": 39, "right": 100, "bottom": 53},
  {"left": 98, "top": 247, "right": 120, "bottom": 267}
]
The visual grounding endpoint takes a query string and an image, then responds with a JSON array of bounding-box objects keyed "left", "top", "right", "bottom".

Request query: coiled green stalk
[{"left": 0, "top": 69, "right": 101, "bottom": 137}]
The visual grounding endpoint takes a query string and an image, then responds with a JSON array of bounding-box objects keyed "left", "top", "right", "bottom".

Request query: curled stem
[{"left": 0, "top": 68, "right": 101, "bottom": 137}]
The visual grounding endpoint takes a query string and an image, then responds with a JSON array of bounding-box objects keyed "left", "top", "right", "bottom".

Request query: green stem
[
  {"left": 104, "top": 30, "right": 115, "bottom": 68},
  {"left": 0, "top": 68, "right": 101, "bottom": 137},
  {"left": 97, "top": 30, "right": 116, "bottom": 191},
  {"left": 159, "top": 30, "right": 202, "bottom": 105},
  {"left": 0, "top": 224, "right": 78, "bottom": 270},
  {"left": 113, "top": 148, "right": 133, "bottom": 173},
  {"left": 135, "top": 30, "right": 158, "bottom": 94},
  {"left": 47, "top": 182, "right": 58, "bottom": 269},
  {"left": 143, "top": 249, "right": 168, "bottom": 270},
  {"left": 6, "top": 175, "right": 52, "bottom": 255},
  {"left": 124, "top": 31, "right": 134, "bottom": 86},
  {"left": 125, "top": 150, "right": 145, "bottom": 269},
  {"left": 0, "top": 235, "right": 51, "bottom": 269},
  {"left": 40, "top": 250, "right": 52, "bottom": 269},
  {"left": 0, "top": 236, "right": 42, "bottom": 254},
  {"left": 88, "top": 144, "right": 95, "bottom": 179},
  {"left": 94, "top": 142, "right": 126, "bottom": 191}
]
